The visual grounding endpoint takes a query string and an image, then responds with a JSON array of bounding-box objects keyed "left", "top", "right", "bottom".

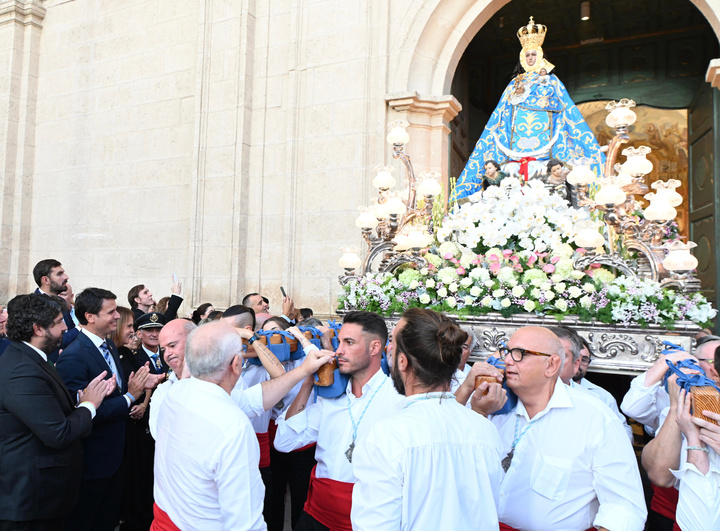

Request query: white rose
[
  {"left": 540, "top": 282, "right": 552, "bottom": 291},
  {"left": 470, "top": 286, "right": 481, "bottom": 297},
  {"left": 460, "top": 277, "right": 473, "bottom": 287},
  {"left": 409, "top": 280, "right": 419, "bottom": 290},
  {"left": 580, "top": 295, "right": 592, "bottom": 308},
  {"left": 512, "top": 286, "right": 525, "bottom": 297},
  {"left": 492, "top": 289, "right": 504, "bottom": 298},
  {"left": 583, "top": 283, "right": 596, "bottom": 293},
  {"left": 501, "top": 298, "right": 512, "bottom": 308},
  {"left": 449, "top": 282, "right": 458, "bottom": 293},
  {"left": 446, "top": 297, "right": 457, "bottom": 308},
  {"left": 419, "top": 293, "right": 431, "bottom": 304},
  {"left": 523, "top": 300, "right": 536, "bottom": 312},
  {"left": 420, "top": 268, "right": 429, "bottom": 275},
  {"left": 567, "top": 286, "right": 582, "bottom": 298},
  {"left": 531, "top": 288, "right": 541, "bottom": 298},
  {"left": 481, "top": 296, "right": 493, "bottom": 307},
  {"left": 426, "top": 279, "right": 436, "bottom": 289},
  {"left": 484, "top": 280, "right": 495, "bottom": 288},
  {"left": 543, "top": 291, "right": 555, "bottom": 301},
  {"left": 464, "top": 296, "right": 474, "bottom": 305},
  {"left": 555, "top": 299, "right": 568, "bottom": 311},
  {"left": 437, "top": 287, "right": 448, "bottom": 298}
]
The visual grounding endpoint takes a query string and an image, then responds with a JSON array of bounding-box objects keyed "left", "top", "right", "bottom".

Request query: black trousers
[
  {"left": 0, "top": 519, "right": 67, "bottom": 531},
  {"left": 120, "top": 418, "right": 155, "bottom": 531},
  {"left": 260, "top": 465, "right": 273, "bottom": 523},
  {"left": 267, "top": 445, "right": 317, "bottom": 531},
  {"left": 66, "top": 464, "right": 125, "bottom": 531},
  {"left": 294, "top": 511, "right": 329, "bottom": 531}
]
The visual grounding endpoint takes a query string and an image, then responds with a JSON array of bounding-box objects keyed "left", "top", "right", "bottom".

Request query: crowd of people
[{"left": 0, "top": 258, "right": 720, "bottom": 531}]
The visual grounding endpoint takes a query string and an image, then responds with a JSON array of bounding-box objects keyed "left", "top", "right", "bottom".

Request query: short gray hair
[
  {"left": 549, "top": 326, "right": 583, "bottom": 362},
  {"left": 460, "top": 325, "right": 477, "bottom": 350},
  {"left": 185, "top": 321, "right": 242, "bottom": 381}
]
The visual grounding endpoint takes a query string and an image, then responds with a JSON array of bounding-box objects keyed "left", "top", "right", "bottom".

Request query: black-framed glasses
[
  {"left": 498, "top": 346, "right": 553, "bottom": 362},
  {"left": 580, "top": 355, "right": 592, "bottom": 365}
]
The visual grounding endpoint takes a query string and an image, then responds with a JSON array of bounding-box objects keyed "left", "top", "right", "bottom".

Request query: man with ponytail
[{"left": 351, "top": 308, "right": 504, "bottom": 530}]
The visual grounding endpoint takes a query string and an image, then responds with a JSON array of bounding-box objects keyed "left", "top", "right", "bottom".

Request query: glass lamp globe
[
  {"left": 355, "top": 208, "right": 379, "bottom": 229},
  {"left": 567, "top": 164, "right": 595, "bottom": 186},
  {"left": 643, "top": 193, "right": 677, "bottom": 222},
  {"left": 595, "top": 181, "right": 626, "bottom": 206},
  {"left": 384, "top": 194, "right": 407, "bottom": 216},
  {"left": 621, "top": 146, "right": 653, "bottom": 176},
  {"left": 652, "top": 179, "right": 683, "bottom": 208},
  {"left": 386, "top": 121, "right": 410, "bottom": 146},
  {"left": 338, "top": 247, "right": 362, "bottom": 270},
  {"left": 372, "top": 166, "right": 396, "bottom": 190},
  {"left": 605, "top": 99, "right": 637, "bottom": 129},
  {"left": 662, "top": 241, "right": 698, "bottom": 272},
  {"left": 392, "top": 232, "right": 411, "bottom": 252},
  {"left": 417, "top": 172, "right": 443, "bottom": 197}
]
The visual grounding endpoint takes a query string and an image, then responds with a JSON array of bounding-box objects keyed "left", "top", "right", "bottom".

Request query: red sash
[
  {"left": 256, "top": 431, "right": 271, "bottom": 468},
  {"left": 150, "top": 503, "right": 181, "bottom": 531},
  {"left": 500, "top": 524, "right": 593, "bottom": 531},
  {"left": 304, "top": 465, "right": 354, "bottom": 531},
  {"left": 509, "top": 157, "right": 537, "bottom": 182},
  {"left": 650, "top": 484, "right": 680, "bottom": 530}
]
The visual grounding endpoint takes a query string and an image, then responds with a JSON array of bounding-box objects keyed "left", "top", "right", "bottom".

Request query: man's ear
[
  {"left": 546, "top": 355, "right": 562, "bottom": 378},
  {"left": 397, "top": 352, "right": 409, "bottom": 373},
  {"left": 231, "top": 354, "right": 243, "bottom": 376},
  {"left": 31, "top": 322, "right": 44, "bottom": 339}
]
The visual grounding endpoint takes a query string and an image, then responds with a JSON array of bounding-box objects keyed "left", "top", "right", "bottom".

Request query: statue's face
[
  {"left": 525, "top": 49, "right": 537, "bottom": 67},
  {"left": 551, "top": 164, "right": 563, "bottom": 177},
  {"left": 485, "top": 162, "right": 497, "bottom": 176}
]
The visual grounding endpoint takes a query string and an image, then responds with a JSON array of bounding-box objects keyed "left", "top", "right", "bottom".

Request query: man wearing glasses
[{"left": 476, "top": 326, "right": 646, "bottom": 531}]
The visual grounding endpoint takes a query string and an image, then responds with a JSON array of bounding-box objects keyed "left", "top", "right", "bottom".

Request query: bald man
[{"left": 461, "top": 326, "right": 646, "bottom": 531}]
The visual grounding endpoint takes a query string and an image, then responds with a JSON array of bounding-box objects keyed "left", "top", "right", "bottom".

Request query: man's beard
[
  {"left": 572, "top": 367, "right": 585, "bottom": 383},
  {"left": 391, "top": 360, "right": 406, "bottom": 396},
  {"left": 42, "top": 333, "right": 63, "bottom": 354},
  {"left": 49, "top": 280, "right": 67, "bottom": 295}
]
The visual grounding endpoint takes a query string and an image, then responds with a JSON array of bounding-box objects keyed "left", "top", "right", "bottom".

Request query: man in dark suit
[
  {"left": 55, "top": 287, "right": 161, "bottom": 531},
  {"left": 0, "top": 294, "right": 115, "bottom": 531},
  {"left": 32, "top": 258, "right": 79, "bottom": 361}
]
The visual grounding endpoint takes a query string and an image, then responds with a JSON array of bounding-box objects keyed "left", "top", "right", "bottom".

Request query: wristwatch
[{"left": 248, "top": 334, "right": 261, "bottom": 345}]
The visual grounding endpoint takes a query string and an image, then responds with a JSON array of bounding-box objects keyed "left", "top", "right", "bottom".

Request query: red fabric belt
[
  {"left": 650, "top": 484, "right": 678, "bottom": 521},
  {"left": 150, "top": 503, "right": 181, "bottom": 531},
  {"left": 304, "top": 465, "right": 354, "bottom": 531},
  {"left": 256, "top": 431, "right": 271, "bottom": 468},
  {"left": 500, "top": 524, "right": 593, "bottom": 531},
  {"left": 509, "top": 157, "right": 537, "bottom": 182}
]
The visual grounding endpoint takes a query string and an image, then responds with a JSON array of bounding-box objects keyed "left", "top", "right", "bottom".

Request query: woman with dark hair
[
  {"left": 351, "top": 308, "right": 504, "bottom": 529},
  {"left": 191, "top": 302, "right": 214, "bottom": 324}
]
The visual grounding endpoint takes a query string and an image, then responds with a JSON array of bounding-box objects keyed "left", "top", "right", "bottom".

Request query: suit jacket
[
  {"left": 131, "top": 294, "right": 183, "bottom": 321},
  {"left": 0, "top": 341, "right": 93, "bottom": 521},
  {"left": 55, "top": 332, "right": 129, "bottom": 480}
]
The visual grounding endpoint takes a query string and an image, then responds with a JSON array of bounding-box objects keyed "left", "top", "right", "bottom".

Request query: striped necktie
[{"left": 100, "top": 341, "right": 122, "bottom": 387}]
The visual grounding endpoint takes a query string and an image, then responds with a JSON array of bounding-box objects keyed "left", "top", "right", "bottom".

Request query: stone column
[
  {"left": 385, "top": 91, "right": 461, "bottom": 203},
  {"left": 0, "top": 0, "right": 45, "bottom": 302}
]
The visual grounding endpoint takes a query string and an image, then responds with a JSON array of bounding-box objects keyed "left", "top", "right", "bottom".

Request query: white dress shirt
[
  {"left": 242, "top": 363, "right": 273, "bottom": 433},
  {"left": 671, "top": 446, "right": 720, "bottom": 531},
  {"left": 351, "top": 392, "right": 503, "bottom": 531},
  {"left": 154, "top": 377, "right": 266, "bottom": 531},
  {"left": 492, "top": 381, "right": 646, "bottom": 531},
  {"left": 575, "top": 377, "right": 634, "bottom": 442},
  {"left": 149, "top": 372, "right": 264, "bottom": 440},
  {"left": 450, "top": 365, "right": 471, "bottom": 393},
  {"left": 620, "top": 372, "right": 669, "bottom": 435},
  {"left": 274, "top": 369, "right": 404, "bottom": 483}
]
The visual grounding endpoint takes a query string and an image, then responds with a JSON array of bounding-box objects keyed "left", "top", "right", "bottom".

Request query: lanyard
[{"left": 345, "top": 377, "right": 387, "bottom": 462}]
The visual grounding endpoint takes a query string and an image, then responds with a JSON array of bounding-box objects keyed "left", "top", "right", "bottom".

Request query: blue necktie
[
  {"left": 100, "top": 341, "right": 122, "bottom": 387},
  {"left": 150, "top": 353, "right": 162, "bottom": 372}
]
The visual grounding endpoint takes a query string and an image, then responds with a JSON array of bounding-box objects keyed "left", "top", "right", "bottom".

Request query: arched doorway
[{"left": 386, "top": 0, "right": 720, "bottom": 326}]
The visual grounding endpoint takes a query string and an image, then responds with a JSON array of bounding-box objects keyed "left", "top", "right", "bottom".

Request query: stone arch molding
[{"left": 390, "top": 0, "right": 720, "bottom": 97}]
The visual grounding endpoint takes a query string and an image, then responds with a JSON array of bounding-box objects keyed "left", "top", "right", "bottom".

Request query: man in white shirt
[
  {"left": 153, "top": 320, "right": 267, "bottom": 530},
  {"left": 450, "top": 325, "right": 475, "bottom": 392},
  {"left": 351, "top": 308, "right": 503, "bottom": 530},
  {"left": 472, "top": 326, "right": 646, "bottom": 531},
  {"left": 274, "top": 311, "right": 403, "bottom": 531},
  {"left": 671, "top": 386, "right": 720, "bottom": 531},
  {"left": 551, "top": 326, "right": 634, "bottom": 442}
]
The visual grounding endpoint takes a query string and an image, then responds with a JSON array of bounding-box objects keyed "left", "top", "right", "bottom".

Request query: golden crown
[{"left": 517, "top": 17, "right": 547, "bottom": 49}]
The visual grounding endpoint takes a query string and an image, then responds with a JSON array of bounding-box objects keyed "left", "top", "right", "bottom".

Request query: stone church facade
[{"left": 1, "top": 0, "right": 720, "bottom": 315}]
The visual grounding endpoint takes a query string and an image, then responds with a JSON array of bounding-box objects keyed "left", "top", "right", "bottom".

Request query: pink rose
[{"left": 456, "top": 267, "right": 465, "bottom": 275}]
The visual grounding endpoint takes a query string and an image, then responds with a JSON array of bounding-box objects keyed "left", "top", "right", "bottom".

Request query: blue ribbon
[
  {"left": 665, "top": 358, "right": 720, "bottom": 394},
  {"left": 484, "top": 355, "right": 518, "bottom": 415},
  {"left": 314, "top": 368, "right": 350, "bottom": 398},
  {"left": 246, "top": 329, "right": 296, "bottom": 365},
  {"left": 327, "top": 319, "right": 342, "bottom": 350},
  {"left": 298, "top": 326, "right": 324, "bottom": 350},
  {"left": 660, "top": 341, "right": 689, "bottom": 390}
]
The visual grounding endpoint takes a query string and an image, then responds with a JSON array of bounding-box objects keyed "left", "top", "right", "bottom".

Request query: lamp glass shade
[
  {"left": 621, "top": 155, "right": 653, "bottom": 176},
  {"left": 338, "top": 252, "right": 362, "bottom": 269},
  {"left": 595, "top": 184, "right": 626, "bottom": 206},
  {"left": 385, "top": 195, "right": 407, "bottom": 216},
  {"left": 567, "top": 165, "right": 595, "bottom": 186},
  {"left": 392, "top": 233, "right": 411, "bottom": 251},
  {"left": 386, "top": 125, "right": 410, "bottom": 146},
  {"left": 663, "top": 249, "right": 698, "bottom": 272},
  {"left": 417, "top": 178, "right": 443, "bottom": 197},
  {"left": 654, "top": 188, "right": 683, "bottom": 208},
  {"left": 606, "top": 106, "right": 637, "bottom": 128},
  {"left": 355, "top": 211, "right": 379, "bottom": 229},
  {"left": 575, "top": 229, "right": 604, "bottom": 249},
  {"left": 372, "top": 168, "right": 396, "bottom": 190}
]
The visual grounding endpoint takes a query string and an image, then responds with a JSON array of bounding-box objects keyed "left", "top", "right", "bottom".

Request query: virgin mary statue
[{"left": 452, "top": 18, "right": 605, "bottom": 202}]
